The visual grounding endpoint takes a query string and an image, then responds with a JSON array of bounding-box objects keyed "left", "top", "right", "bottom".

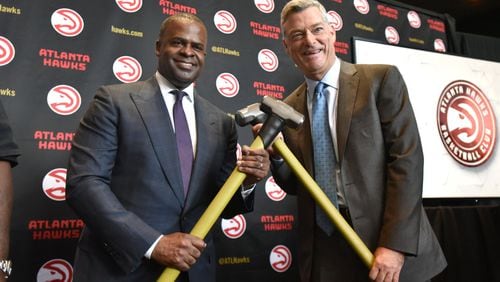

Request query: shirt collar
[
  {"left": 306, "top": 56, "right": 341, "bottom": 97},
  {"left": 155, "top": 71, "right": 194, "bottom": 102}
]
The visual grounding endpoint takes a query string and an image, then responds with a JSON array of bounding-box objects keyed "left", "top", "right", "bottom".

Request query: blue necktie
[
  {"left": 311, "top": 82, "right": 338, "bottom": 235},
  {"left": 171, "top": 90, "right": 193, "bottom": 196}
]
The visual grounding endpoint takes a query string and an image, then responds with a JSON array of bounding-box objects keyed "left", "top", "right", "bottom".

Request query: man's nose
[
  {"left": 180, "top": 44, "right": 195, "bottom": 56},
  {"left": 304, "top": 30, "right": 317, "bottom": 45}
]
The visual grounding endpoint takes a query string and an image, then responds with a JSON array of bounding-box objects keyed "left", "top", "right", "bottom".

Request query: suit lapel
[
  {"left": 130, "top": 77, "right": 185, "bottom": 206},
  {"left": 337, "top": 62, "right": 359, "bottom": 163},
  {"left": 287, "top": 83, "right": 315, "bottom": 172}
]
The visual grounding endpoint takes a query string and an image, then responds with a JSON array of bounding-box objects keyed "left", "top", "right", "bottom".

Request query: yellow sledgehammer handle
[
  {"left": 272, "top": 138, "right": 374, "bottom": 268},
  {"left": 157, "top": 137, "right": 265, "bottom": 282}
]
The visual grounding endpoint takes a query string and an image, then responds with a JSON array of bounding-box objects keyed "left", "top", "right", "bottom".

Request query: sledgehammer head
[
  {"left": 235, "top": 96, "right": 303, "bottom": 148},
  {"left": 261, "top": 96, "right": 303, "bottom": 129},
  {"left": 259, "top": 96, "right": 304, "bottom": 147},
  {"left": 235, "top": 103, "right": 267, "bottom": 126}
]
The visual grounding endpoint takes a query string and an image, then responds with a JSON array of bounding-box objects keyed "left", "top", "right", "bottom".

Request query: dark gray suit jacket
[
  {"left": 66, "top": 77, "right": 253, "bottom": 281},
  {"left": 273, "top": 62, "right": 446, "bottom": 281}
]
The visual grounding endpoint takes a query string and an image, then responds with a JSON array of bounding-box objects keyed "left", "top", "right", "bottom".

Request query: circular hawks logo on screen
[{"left": 437, "top": 80, "right": 496, "bottom": 167}]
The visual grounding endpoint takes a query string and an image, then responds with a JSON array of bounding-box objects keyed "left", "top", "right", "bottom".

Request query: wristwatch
[{"left": 0, "top": 260, "right": 12, "bottom": 278}]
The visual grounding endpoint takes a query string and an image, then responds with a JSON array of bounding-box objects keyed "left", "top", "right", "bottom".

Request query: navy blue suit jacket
[{"left": 66, "top": 77, "right": 253, "bottom": 281}]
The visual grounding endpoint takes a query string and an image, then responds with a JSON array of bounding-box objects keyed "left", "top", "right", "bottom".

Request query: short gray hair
[{"left": 280, "top": 0, "right": 328, "bottom": 27}]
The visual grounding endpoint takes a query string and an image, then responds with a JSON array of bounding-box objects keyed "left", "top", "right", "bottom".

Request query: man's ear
[
  {"left": 155, "top": 40, "right": 161, "bottom": 57},
  {"left": 328, "top": 23, "right": 336, "bottom": 42},
  {"left": 282, "top": 39, "right": 289, "bottom": 55}
]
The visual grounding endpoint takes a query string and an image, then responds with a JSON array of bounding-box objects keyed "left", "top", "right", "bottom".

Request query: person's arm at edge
[{"left": 0, "top": 161, "right": 13, "bottom": 281}]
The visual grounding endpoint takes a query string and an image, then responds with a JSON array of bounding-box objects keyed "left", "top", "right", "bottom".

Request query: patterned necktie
[
  {"left": 311, "top": 82, "right": 338, "bottom": 235},
  {"left": 171, "top": 90, "right": 193, "bottom": 196}
]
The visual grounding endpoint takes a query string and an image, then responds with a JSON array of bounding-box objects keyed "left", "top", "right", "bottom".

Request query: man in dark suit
[
  {"left": 66, "top": 13, "right": 269, "bottom": 281},
  {"left": 267, "top": 1, "right": 447, "bottom": 281}
]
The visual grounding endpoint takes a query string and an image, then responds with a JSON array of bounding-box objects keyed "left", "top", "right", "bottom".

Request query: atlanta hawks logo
[
  {"left": 437, "top": 80, "right": 496, "bottom": 167},
  {"left": 0, "top": 36, "right": 15, "bottom": 66},
  {"left": 434, "top": 38, "right": 446, "bottom": 53},
  {"left": 353, "top": 0, "right": 370, "bottom": 15},
  {"left": 384, "top": 26, "right": 399, "bottom": 45},
  {"left": 214, "top": 10, "right": 237, "bottom": 34},
  {"left": 47, "top": 85, "right": 81, "bottom": 115},
  {"left": 407, "top": 11, "right": 421, "bottom": 29},
  {"left": 51, "top": 8, "right": 84, "bottom": 37},
  {"left": 265, "top": 176, "right": 286, "bottom": 201},
  {"left": 42, "top": 168, "right": 67, "bottom": 201},
  {"left": 258, "top": 49, "right": 279, "bottom": 72},
  {"left": 113, "top": 55, "right": 142, "bottom": 83},
  {"left": 269, "top": 245, "right": 292, "bottom": 273},
  {"left": 221, "top": 214, "right": 246, "bottom": 239},
  {"left": 37, "top": 259, "right": 73, "bottom": 282},
  {"left": 116, "top": 0, "right": 142, "bottom": 13},
  {"left": 216, "top": 72, "right": 240, "bottom": 97},
  {"left": 327, "top": 10, "right": 343, "bottom": 31},
  {"left": 254, "top": 0, "right": 274, "bottom": 14}
]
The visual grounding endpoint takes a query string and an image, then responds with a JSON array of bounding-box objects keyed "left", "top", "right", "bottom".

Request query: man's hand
[
  {"left": 368, "top": 247, "right": 405, "bottom": 282},
  {"left": 151, "top": 232, "right": 206, "bottom": 271},
  {"left": 238, "top": 145, "right": 270, "bottom": 185}
]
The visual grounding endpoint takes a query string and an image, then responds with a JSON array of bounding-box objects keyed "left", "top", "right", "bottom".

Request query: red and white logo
[
  {"left": 221, "top": 214, "right": 246, "bottom": 239},
  {"left": 116, "top": 0, "right": 142, "bottom": 13},
  {"left": 327, "top": 10, "right": 343, "bottom": 31},
  {"left": 47, "top": 85, "right": 81, "bottom": 115},
  {"left": 113, "top": 55, "right": 142, "bottom": 83},
  {"left": 216, "top": 72, "right": 240, "bottom": 97},
  {"left": 214, "top": 10, "right": 237, "bottom": 34},
  {"left": 258, "top": 49, "right": 279, "bottom": 72},
  {"left": 254, "top": 0, "right": 275, "bottom": 14},
  {"left": 385, "top": 26, "right": 400, "bottom": 45},
  {"left": 42, "top": 168, "right": 67, "bottom": 201},
  {"left": 434, "top": 38, "right": 446, "bottom": 52},
  {"left": 269, "top": 245, "right": 292, "bottom": 273},
  {"left": 0, "top": 36, "right": 15, "bottom": 66},
  {"left": 437, "top": 80, "right": 496, "bottom": 167},
  {"left": 407, "top": 11, "right": 421, "bottom": 28},
  {"left": 353, "top": 0, "right": 370, "bottom": 15},
  {"left": 265, "top": 176, "right": 286, "bottom": 201},
  {"left": 51, "top": 8, "right": 84, "bottom": 37},
  {"left": 37, "top": 259, "right": 73, "bottom": 282}
]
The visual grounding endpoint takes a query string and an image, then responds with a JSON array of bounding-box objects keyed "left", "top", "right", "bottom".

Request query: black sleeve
[{"left": 0, "top": 100, "right": 20, "bottom": 167}]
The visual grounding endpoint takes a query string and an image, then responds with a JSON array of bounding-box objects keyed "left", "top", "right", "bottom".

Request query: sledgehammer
[
  {"left": 235, "top": 103, "right": 374, "bottom": 269},
  {"left": 157, "top": 96, "right": 304, "bottom": 282}
]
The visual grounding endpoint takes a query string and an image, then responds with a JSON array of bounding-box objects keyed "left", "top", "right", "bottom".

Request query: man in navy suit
[{"left": 66, "top": 13, "right": 269, "bottom": 281}]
